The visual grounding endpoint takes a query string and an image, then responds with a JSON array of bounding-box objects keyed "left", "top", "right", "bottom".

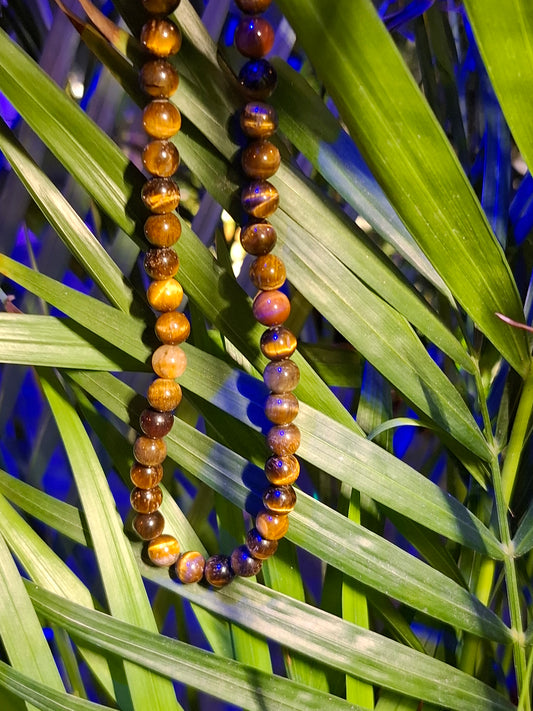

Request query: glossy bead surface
[
  {"left": 255, "top": 510, "right": 289, "bottom": 540},
  {"left": 140, "top": 18, "right": 182, "bottom": 57},
  {"left": 245, "top": 527, "right": 278, "bottom": 559},
  {"left": 147, "top": 278, "right": 183, "bottom": 311},
  {"left": 260, "top": 326, "right": 297, "bottom": 360},
  {"left": 133, "top": 510, "right": 165, "bottom": 540},
  {"left": 145, "top": 213, "right": 182, "bottom": 247},
  {"left": 263, "top": 359, "right": 300, "bottom": 393},
  {"left": 239, "top": 59, "right": 277, "bottom": 98},
  {"left": 130, "top": 462, "right": 164, "bottom": 489},
  {"left": 235, "top": 0, "right": 272, "bottom": 12},
  {"left": 265, "top": 454, "right": 300, "bottom": 485},
  {"left": 240, "top": 220, "right": 276, "bottom": 255},
  {"left": 141, "top": 178, "right": 180, "bottom": 214},
  {"left": 253, "top": 290, "right": 290, "bottom": 326},
  {"left": 142, "top": 0, "right": 180, "bottom": 17},
  {"left": 235, "top": 17, "right": 274, "bottom": 58},
  {"left": 140, "top": 59, "right": 179, "bottom": 98},
  {"left": 144, "top": 247, "right": 179, "bottom": 279},
  {"left": 143, "top": 100, "right": 181, "bottom": 139},
  {"left": 147, "top": 534, "right": 180, "bottom": 567},
  {"left": 263, "top": 485, "right": 297, "bottom": 514},
  {"left": 241, "top": 102, "right": 278, "bottom": 138},
  {"left": 230, "top": 545, "right": 262, "bottom": 577},
  {"left": 142, "top": 140, "right": 180, "bottom": 177},
  {"left": 147, "top": 378, "right": 183, "bottom": 411},
  {"left": 176, "top": 551, "right": 205, "bottom": 583},
  {"left": 133, "top": 435, "right": 167, "bottom": 466},
  {"left": 242, "top": 140, "right": 280, "bottom": 180},
  {"left": 264, "top": 392, "right": 299, "bottom": 424},
  {"left": 130, "top": 485, "right": 163, "bottom": 514},
  {"left": 250, "top": 254, "right": 285, "bottom": 290},
  {"left": 152, "top": 344, "right": 187, "bottom": 378},
  {"left": 204, "top": 554, "right": 234, "bottom": 588},
  {"left": 155, "top": 311, "right": 190, "bottom": 344},
  {"left": 266, "top": 423, "right": 301, "bottom": 455},
  {"left": 241, "top": 180, "right": 279, "bottom": 218},
  {"left": 139, "top": 408, "right": 174, "bottom": 438}
]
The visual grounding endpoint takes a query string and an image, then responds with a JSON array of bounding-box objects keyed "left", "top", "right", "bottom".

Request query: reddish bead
[
  {"left": 143, "top": 100, "right": 181, "bottom": 139},
  {"left": 265, "top": 454, "right": 300, "bottom": 485},
  {"left": 140, "top": 18, "right": 182, "bottom": 57},
  {"left": 264, "top": 392, "right": 299, "bottom": 424},
  {"left": 155, "top": 311, "right": 190, "bottom": 344},
  {"left": 142, "top": 140, "right": 180, "bottom": 177},
  {"left": 140, "top": 59, "right": 179, "bottom": 98},
  {"left": 240, "top": 102, "right": 278, "bottom": 139},
  {"left": 146, "top": 279, "right": 184, "bottom": 312},
  {"left": 130, "top": 485, "right": 163, "bottom": 514},
  {"left": 144, "top": 213, "right": 182, "bottom": 247},
  {"left": 260, "top": 326, "right": 297, "bottom": 360},
  {"left": 139, "top": 408, "right": 174, "bottom": 438},
  {"left": 266, "top": 423, "right": 301, "bottom": 456},
  {"left": 245, "top": 527, "right": 278, "bottom": 559},
  {"left": 262, "top": 485, "right": 297, "bottom": 514},
  {"left": 133, "top": 510, "right": 165, "bottom": 540},
  {"left": 253, "top": 290, "right": 290, "bottom": 326},
  {"left": 130, "top": 462, "right": 164, "bottom": 489},
  {"left": 255, "top": 510, "right": 289, "bottom": 540},
  {"left": 235, "top": 0, "right": 272, "bottom": 12},
  {"left": 133, "top": 436, "right": 167, "bottom": 466},
  {"left": 147, "top": 378, "right": 183, "bottom": 411},
  {"left": 235, "top": 17, "right": 275, "bottom": 59},
  {"left": 263, "top": 359, "right": 300, "bottom": 392},
  {"left": 142, "top": 178, "right": 180, "bottom": 214},
  {"left": 176, "top": 551, "right": 205, "bottom": 583},
  {"left": 241, "top": 180, "right": 279, "bottom": 218},
  {"left": 147, "top": 534, "right": 180, "bottom": 567},
  {"left": 250, "top": 254, "right": 285, "bottom": 291},
  {"left": 152, "top": 344, "right": 187, "bottom": 378},
  {"left": 204, "top": 554, "right": 234, "bottom": 587},
  {"left": 142, "top": 0, "right": 181, "bottom": 17},
  {"left": 230, "top": 545, "right": 262, "bottom": 577}
]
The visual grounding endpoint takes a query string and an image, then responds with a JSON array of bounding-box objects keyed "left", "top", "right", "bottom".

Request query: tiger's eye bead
[
  {"left": 264, "top": 392, "right": 299, "bottom": 424},
  {"left": 176, "top": 551, "right": 205, "bottom": 583},
  {"left": 245, "top": 527, "right": 278, "bottom": 559},
  {"left": 152, "top": 344, "right": 187, "bottom": 378},
  {"left": 155, "top": 311, "right": 190, "bottom": 344},
  {"left": 133, "top": 510, "right": 165, "bottom": 540},
  {"left": 250, "top": 254, "right": 285, "bottom": 291},
  {"left": 147, "top": 378, "right": 183, "bottom": 411},
  {"left": 242, "top": 140, "right": 280, "bottom": 180},
  {"left": 260, "top": 326, "right": 297, "bottom": 360},
  {"left": 230, "top": 545, "right": 262, "bottom": 577},
  {"left": 145, "top": 213, "right": 182, "bottom": 247},
  {"left": 140, "top": 18, "right": 182, "bottom": 57},
  {"left": 263, "top": 359, "right": 300, "bottom": 392},
  {"left": 130, "top": 462, "right": 164, "bottom": 489},
  {"left": 235, "top": 17, "right": 275, "bottom": 59},
  {"left": 147, "top": 278, "right": 183, "bottom": 311},
  {"left": 241, "top": 102, "right": 278, "bottom": 139},
  {"left": 255, "top": 510, "right": 289, "bottom": 540},
  {"left": 140, "top": 59, "right": 179, "bottom": 98},
  {"left": 263, "top": 485, "right": 297, "bottom": 514},
  {"left": 144, "top": 247, "right": 179, "bottom": 280},
  {"left": 239, "top": 59, "right": 277, "bottom": 99},
  {"left": 147, "top": 534, "right": 180, "bottom": 567},
  {"left": 139, "top": 408, "right": 174, "bottom": 438},
  {"left": 242, "top": 180, "right": 279, "bottom": 218},
  {"left": 142, "top": 178, "right": 180, "bottom": 214},
  {"left": 240, "top": 220, "right": 277, "bottom": 255},
  {"left": 235, "top": 0, "right": 272, "bottom": 12},
  {"left": 133, "top": 436, "right": 167, "bottom": 466},
  {"left": 143, "top": 140, "right": 180, "bottom": 177},
  {"left": 142, "top": 0, "right": 180, "bottom": 17},
  {"left": 253, "top": 290, "right": 290, "bottom": 326},
  {"left": 204, "top": 554, "right": 234, "bottom": 588},
  {"left": 143, "top": 100, "right": 181, "bottom": 139},
  {"left": 130, "top": 485, "right": 163, "bottom": 514},
  {"left": 265, "top": 454, "right": 300, "bottom": 485},
  {"left": 266, "top": 423, "right": 301, "bottom": 455}
]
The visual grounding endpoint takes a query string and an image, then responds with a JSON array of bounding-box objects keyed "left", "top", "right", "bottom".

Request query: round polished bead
[
  {"left": 245, "top": 527, "right": 278, "bottom": 559},
  {"left": 145, "top": 213, "right": 182, "bottom": 247},
  {"left": 143, "top": 100, "right": 181, "bottom": 139},
  {"left": 133, "top": 436, "right": 167, "bottom": 466},
  {"left": 147, "top": 534, "right": 180, "bottom": 567},
  {"left": 130, "top": 485, "right": 163, "bottom": 514},
  {"left": 130, "top": 462, "right": 164, "bottom": 489},
  {"left": 260, "top": 326, "right": 297, "bottom": 360},
  {"left": 155, "top": 311, "right": 190, "bottom": 344},
  {"left": 242, "top": 180, "right": 279, "bottom": 218},
  {"left": 152, "top": 344, "right": 187, "bottom": 378},
  {"left": 235, "top": 0, "right": 272, "bottom": 12},
  {"left": 253, "top": 290, "right": 290, "bottom": 326},
  {"left": 240, "top": 220, "right": 276, "bottom": 255},
  {"left": 142, "top": 0, "right": 181, "bottom": 17},
  {"left": 176, "top": 551, "right": 205, "bottom": 583},
  {"left": 265, "top": 454, "right": 300, "bottom": 485},
  {"left": 255, "top": 510, "right": 289, "bottom": 540},
  {"left": 147, "top": 278, "right": 183, "bottom": 311},
  {"left": 241, "top": 102, "right": 278, "bottom": 139},
  {"left": 140, "top": 18, "right": 182, "bottom": 57},
  {"left": 242, "top": 140, "right": 280, "bottom": 180},
  {"left": 266, "top": 423, "right": 301, "bottom": 455},
  {"left": 142, "top": 140, "right": 180, "bottom": 177},
  {"left": 263, "top": 485, "right": 297, "bottom": 514},
  {"left": 263, "top": 359, "right": 300, "bottom": 393},
  {"left": 139, "top": 408, "right": 174, "bottom": 438},
  {"left": 239, "top": 59, "right": 277, "bottom": 99},
  {"left": 204, "top": 554, "right": 234, "bottom": 588},
  {"left": 147, "top": 378, "right": 183, "bottom": 411},
  {"left": 133, "top": 510, "right": 165, "bottom": 540},
  {"left": 264, "top": 392, "right": 299, "bottom": 424},
  {"left": 250, "top": 254, "right": 285, "bottom": 291},
  {"left": 141, "top": 177, "right": 180, "bottom": 214},
  {"left": 230, "top": 545, "right": 262, "bottom": 577},
  {"left": 235, "top": 17, "right": 275, "bottom": 59},
  {"left": 140, "top": 59, "right": 179, "bottom": 98},
  {"left": 144, "top": 247, "right": 179, "bottom": 280}
]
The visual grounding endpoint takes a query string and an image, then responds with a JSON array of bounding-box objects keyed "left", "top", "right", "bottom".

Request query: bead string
[{"left": 130, "top": 0, "right": 301, "bottom": 588}]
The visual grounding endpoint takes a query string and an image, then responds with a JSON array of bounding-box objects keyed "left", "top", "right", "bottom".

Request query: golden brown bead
[
  {"left": 266, "top": 423, "right": 301, "bottom": 456},
  {"left": 142, "top": 140, "right": 180, "bottom": 177},
  {"left": 262, "top": 485, "right": 297, "bottom": 514},
  {"left": 260, "top": 326, "right": 297, "bottom": 360},
  {"left": 152, "top": 344, "right": 187, "bottom": 378},
  {"left": 147, "top": 534, "right": 180, "bottom": 567},
  {"left": 264, "top": 392, "right": 299, "bottom": 424},
  {"left": 235, "top": 17, "right": 275, "bottom": 59},
  {"left": 245, "top": 527, "right": 278, "bottom": 559},
  {"left": 141, "top": 177, "right": 180, "bottom": 214},
  {"left": 240, "top": 220, "right": 276, "bottom": 255},
  {"left": 140, "top": 18, "right": 182, "bottom": 57},
  {"left": 147, "top": 278, "right": 184, "bottom": 312},
  {"left": 240, "top": 102, "right": 278, "bottom": 139},
  {"left": 155, "top": 311, "right": 190, "bottom": 344},
  {"left": 144, "top": 247, "right": 179, "bottom": 280},
  {"left": 241, "top": 179, "right": 279, "bottom": 218},
  {"left": 142, "top": 0, "right": 181, "bottom": 17},
  {"left": 263, "top": 359, "right": 300, "bottom": 392},
  {"left": 130, "top": 462, "right": 164, "bottom": 489},
  {"left": 204, "top": 554, "right": 234, "bottom": 587},
  {"left": 133, "top": 436, "right": 167, "bottom": 466},
  {"left": 255, "top": 510, "right": 289, "bottom": 540},
  {"left": 235, "top": 0, "right": 272, "bottom": 12},
  {"left": 176, "top": 551, "right": 205, "bottom": 583},
  {"left": 139, "top": 408, "right": 174, "bottom": 438},
  {"left": 133, "top": 510, "right": 165, "bottom": 540},
  {"left": 143, "top": 100, "right": 181, "bottom": 139},
  {"left": 242, "top": 140, "right": 280, "bottom": 180},
  {"left": 265, "top": 454, "right": 300, "bottom": 485},
  {"left": 147, "top": 378, "right": 183, "bottom": 411},
  {"left": 145, "top": 213, "right": 182, "bottom": 247},
  {"left": 253, "top": 290, "right": 290, "bottom": 326},
  {"left": 250, "top": 254, "right": 285, "bottom": 290},
  {"left": 230, "top": 545, "right": 262, "bottom": 577},
  {"left": 140, "top": 59, "right": 179, "bottom": 98},
  {"left": 130, "top": 485, "right": 163, "bottom": 514}
]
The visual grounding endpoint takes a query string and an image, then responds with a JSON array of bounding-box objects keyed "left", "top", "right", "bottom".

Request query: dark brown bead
[
  {"left": 260, "top": 326, "right": 297, "bottom": 360},
  {"left": 142, "top": 0, "right": 181, "bottom": 17},
  {"left": 152, "top": 344, "right": 187, "bottom": 378},
  {"left": 235, "top": 17, "right": 274, "bottom": 59},
  {"left": 240, "top": 220, "right": 277, "bottom": 255},
  {"left": 140, "top": 18, "right": 182, "bottom": 57},
  {"left": 263, "top": 485, "right": 297, "bottom": 514},
  {"left": 255, "top": 510, "right": 289, "bottom": 540},
  {"left": 145, "top": 213, "right": 182, "bottom": 247},
  {"left": 204, "top": 554, "right": 234, "bottom": 588},
  {"left": 230, "top": 545, "right": 262, "bottom": 577},
  {"left": 265, "top": 454, "right": 300, "bottom": 485},
  {"left": 263, "top": 359, "right": 300, "bottom": 393},
  {"left": 266, "top": 423, "right": 301, "bottom": 456},
  {"left": 140, "top": 59, "right": 179, "bottom": 98},
  {"left": 146, "top": 278, "right": 184, "bottom": 311},
  {"left": 144, "top": 247, "right": 179, "bottom": 279},
  {"left": 239, "top": 59, "right": 277, "bottom": 99},
  {"left": 250, "top": 254, "right": 285, "bottom": 290},
  {"left": 147, "top": 378, "right": 183, "bottom": 411},
  {"left": 139, "top": 408, "right": 174, "bottom": 438},
  {"left": 241, "top": 102, "right": 278, "bottom": 139},
  {"left": 133, "top": 510, "right": 165, "bottom": 540},
  {"left": 141, "top": 177, "right": 180, "bottom": 214},
  {"left": 142, "top": 140, "right": 180, "bottom": 177},
  {"left": 176, "top": 551, "right": 205, "bottom": 583},
  {"left": 155, "top": 311, "right": 190, "bottom": 344},
  {"left": 147, "top": 534, "right": 180, "bottom": 567},
  {"left": 235, "top": 0, "right": 272, "bottom": 12},
  {"left": 143, "top": 99, "right": 181, "bottom": 139},
  {"left": 130, "top": 462, "right": 164, "bottom": 489},
  {"left": 241, "top": 179, "right": 279, "bottom": 218},
  {"left": 245, "top": 527, "right": 278, "bottom": 559},
  {"left": 253, "top": 290, "right": 290, "bottom": 326},
  {"left": 264, "top": 392, "right": 299, "bottom": 424},
  {"left": 242, "top": 140, "right": 280, "bottom": 180},
  {"left": 130, "top": 485, "right": 163, "bottom": 514},
  {"left": 133, "top": 435, "right": 167, "bottom": 466}
]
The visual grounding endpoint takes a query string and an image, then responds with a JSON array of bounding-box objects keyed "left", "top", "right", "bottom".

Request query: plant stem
[{"left": 501, "top": 364, "right": 533, "bottom": 506}]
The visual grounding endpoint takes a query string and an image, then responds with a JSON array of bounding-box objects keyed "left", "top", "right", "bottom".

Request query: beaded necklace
[{"left": 130, "top": 0, "right": 300, "bottom": 588}]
